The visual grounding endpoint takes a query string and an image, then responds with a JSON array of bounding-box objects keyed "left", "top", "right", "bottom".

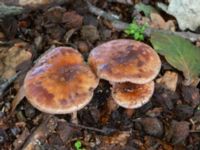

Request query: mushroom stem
[
  {"left": 71, "top": 111, "right": 78, "bottom": 124},
  {"left": 106, "top": 96, "right": 119, "bottom": 114},
  {"left": 124, "top": 109, "right": 135, "bottom": 118}
]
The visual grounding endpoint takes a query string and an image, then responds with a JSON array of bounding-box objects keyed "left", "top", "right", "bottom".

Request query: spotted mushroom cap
[
  {"left": 112, "top": 81, "right": 154, "bottom": 109},
  {"left": 88, "top": 39, "right": 161, "bottom": 84},
  {"left": 24, "top": 47, "right": 99, "bottom": 114}
]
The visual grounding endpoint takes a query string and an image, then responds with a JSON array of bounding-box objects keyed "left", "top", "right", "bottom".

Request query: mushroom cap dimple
[
  {"left": 112, "top": 81, "right": 154, "bottom": 109},
  {"left": 24, "top": 47, "right": 99, "bottom": 114},
  {"left": 88, "top": 39, "right": 161, "bottom": 84}
]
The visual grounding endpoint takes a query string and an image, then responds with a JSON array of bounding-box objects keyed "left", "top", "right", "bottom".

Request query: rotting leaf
[{"left": 150, "top": 32, "right": 200, "bottom": 86}]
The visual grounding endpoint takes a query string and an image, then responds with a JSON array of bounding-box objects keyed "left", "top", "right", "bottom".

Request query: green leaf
[
  {"left": 150, "top": 32, "right": 200, "bottom": 85},
  {"left": 74, "top": 140, "right": 82, "bottom": 150},
  {"left": 135, "top": 3, "right": 157, "bottom": 17},
  {"left": 124, "top": 21, "right": 146, "bottom": 41}
]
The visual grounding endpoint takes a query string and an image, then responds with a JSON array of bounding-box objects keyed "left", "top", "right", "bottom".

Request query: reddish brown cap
[
  {"left": 112, "top": 81, "right": 154, "bottom": 109},
  {"left": 24, "top": 47, "right": 99, "bottom": 114},
  {"left": 88, "top": 39, "right": 161, "bottom": 84}
]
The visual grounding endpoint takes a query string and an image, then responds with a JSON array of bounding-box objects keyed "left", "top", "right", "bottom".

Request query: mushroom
[
  {"left": 88, "top": 39, "right": 161, "bottom": 84},
  {"left": 88, "top": 39, "right": 161, "bottom": 115},
  {"left": 112, "top": 81, "right": 154, "bottom": 109},
  {"left": 24, "top": 47, "right": 99, "bottom": 114}
]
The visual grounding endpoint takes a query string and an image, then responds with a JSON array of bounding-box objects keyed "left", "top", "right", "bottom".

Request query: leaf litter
[{"left": 0, "top": 0, "right": 200, "bottom": 150}]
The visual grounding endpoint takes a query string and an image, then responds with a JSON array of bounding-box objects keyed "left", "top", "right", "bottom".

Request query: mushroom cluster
[
  {"left": 88, "top": 39, "right": 161, "bottom": 109},
  {"left": 24, "top": 47, "right": 99, "bottom": 114},
  {"left": 24, "top": 39, "right": 161, "bottom": 114}
]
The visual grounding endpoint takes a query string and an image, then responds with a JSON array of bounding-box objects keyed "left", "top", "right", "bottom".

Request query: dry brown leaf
[
  {"left": 156, "top": 71, "right": 178, "bottom": 92},
  {"left": 1, "top": 42, "right": 32, "bottom": 79},
  {"left": 150, "top": 12, "right": 166, "bottom": 29},
  {"left": 100, "top": 131, "right": 130, "bottom": 146},
  {"left": 150, "top": 12, "right": 176, "bottom": 31}
]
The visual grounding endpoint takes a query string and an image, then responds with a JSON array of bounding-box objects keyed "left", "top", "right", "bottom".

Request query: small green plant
[
  {"left": 74, "top": 140, "right": 85, "bottom": 150},
  {"left": 124, "top": 21, "right": 147, "bottom": 41}
]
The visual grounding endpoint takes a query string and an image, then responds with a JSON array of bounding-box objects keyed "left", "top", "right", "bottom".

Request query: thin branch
[
  {"left": 0, "top": 71, "right": 21, "bottom": 97},
  {"left": 108, "top": 0, "right": 134, "bottom": 5},
  {"left": 0, "top": 3, "right": 24, "bottom": 19},
  {"left": 67, "top": 122, "right": 116, "bottom": 135},
  {"left": 84, "top": 0, "right": 120, "bottom": 21}
]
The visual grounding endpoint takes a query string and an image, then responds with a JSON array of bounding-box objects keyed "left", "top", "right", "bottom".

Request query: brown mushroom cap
[
  {"left": 88, "top": 39, "right": 161, "bottom": 84},
  {"left": 24, "top": 47, "right": 99, "bottom": 114},
  {"left": 112, "top": 81, "right": 154, "bottom": 109}
]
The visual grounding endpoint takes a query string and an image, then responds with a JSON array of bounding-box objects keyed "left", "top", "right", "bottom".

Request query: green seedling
[
  {"left": 124, "top": 21, "right": 147, "bottom": 41},
  {"left": 74, "top": 140, "right": 85, "bottom": 150}
]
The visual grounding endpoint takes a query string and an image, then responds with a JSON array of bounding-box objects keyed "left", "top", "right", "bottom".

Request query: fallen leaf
[
  {"left": 182, "top": 86, "right": 200, "bottom": 108},
  {"left": 150, "top": 13, "right": 166, "bottom": 29},
  {"left": 81, "top": 25, "right": 100, "bottom": 43},
  {"left": 1, "top": 42, "right": 32, "bottom": 79},
  {"left": 139, "top": 117, "right": 164, "bottom": 137},
  {"left": 175, "top": 104, "right": 194, "bottom": 120},
  {"left": 171, "top": 120, "right": 190, "bottom": 145},
  {"left": 150, "top": 32, "right": 200, "bottom": 86},
  {"left": 62, "top": 11, "right": 83, "bottom": 29},
  {"left": 150, "top": 13, "right": 175, "bottom": 31},
  {"left": 100, "top": 131, "right": 130, "bottom": 146},
  {"left": 156, "top": 71, "right": 178, "bottom": 91},
  {"left": 153, "top": 85, "right": 178, "bottom": 110}
]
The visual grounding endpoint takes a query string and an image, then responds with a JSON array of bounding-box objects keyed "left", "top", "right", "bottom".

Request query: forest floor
[{"left": 0, "top": 0, "right": 200, "bottom": 150}]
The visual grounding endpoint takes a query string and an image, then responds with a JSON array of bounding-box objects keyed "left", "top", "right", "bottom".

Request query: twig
[
  {"left": 0, "top": 3, "right": 24, "bottom": 19},
  {"left": 67, "top": 122, "right": 116, "bottom": 135},
  {"left": 0, "top": 71, "right": 21, "bottom": 97},
  {"left": 85, "top": 0, "right": 200, "bottom": 42},
  {"left": 0, "top": 40, "right": 14, "bottom": 46},
  {"left": 1, "top": 0, "right": 70, "bottom": 7},
  {"left": 84, "top": 0, "right": 120, "bottom": 21},
  {"left": 108, "top": 0, "right": 134, "bottom": 5}
]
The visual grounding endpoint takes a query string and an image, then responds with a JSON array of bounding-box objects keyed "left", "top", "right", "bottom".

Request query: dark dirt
[{"left": 0, "top": 0, "right": 200, "bottom": 150}]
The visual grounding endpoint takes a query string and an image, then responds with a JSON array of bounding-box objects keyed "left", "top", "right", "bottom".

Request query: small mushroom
[
  {"left": 24, "top": 47, "right": 99, "bottom": 114},
  {"left": 88, "top": 39, "right": 161, "bottom": 113},
  {"left": 112, "top": 81, "right": 154, "bottom": 109},
  {"left": 88, "top": 39, "right": 161, "bottom": 84}
]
